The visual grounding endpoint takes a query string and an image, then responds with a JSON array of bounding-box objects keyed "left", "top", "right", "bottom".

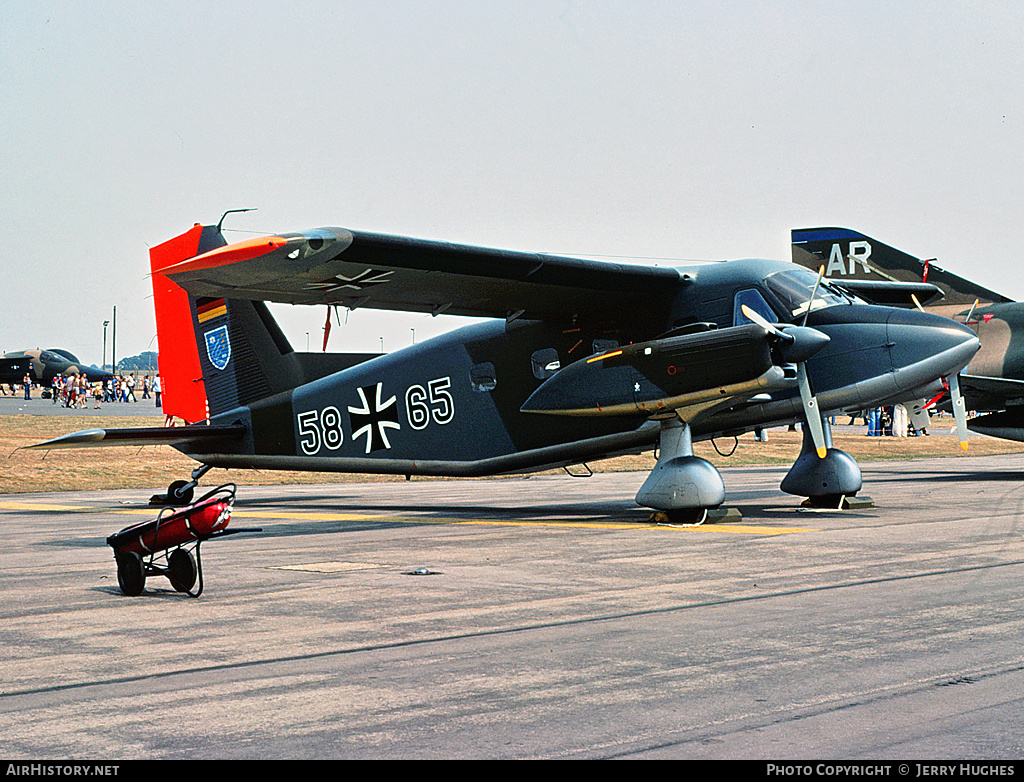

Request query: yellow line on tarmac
[
  {"left": 108, "top": 508, "right": 382, "bottom": 523},
  {"left": 0, "top": 501, "right": 94, "bottom": 512},
  {"left": 381, "top": 517, "right": 818, "bottom": 535},
  {"left": 0, "top": 502, "right": 817, "bottom": 535}
]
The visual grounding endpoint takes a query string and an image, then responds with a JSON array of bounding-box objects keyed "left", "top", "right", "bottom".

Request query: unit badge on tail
[{"left": 205, "top": 325, "right": 231, "bottom": 370}]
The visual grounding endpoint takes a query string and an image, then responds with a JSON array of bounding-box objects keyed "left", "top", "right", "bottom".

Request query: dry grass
[{"left": 3, "top": 415, "right": 1024, "bottom": 495}]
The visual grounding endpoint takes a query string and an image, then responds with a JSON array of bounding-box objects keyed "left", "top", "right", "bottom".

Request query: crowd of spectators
[{"left": 2, "top": 373, "right": 162, "bottom": 409}]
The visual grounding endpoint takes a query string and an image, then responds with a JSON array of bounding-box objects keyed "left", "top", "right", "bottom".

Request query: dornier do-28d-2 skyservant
[{"left": 32, "top": 216, "right": 979, "bottom": 522}]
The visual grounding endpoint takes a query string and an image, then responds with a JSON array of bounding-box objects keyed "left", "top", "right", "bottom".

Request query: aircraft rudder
[{"left": 150, "top": 224, "right": 227, "bottom": 424}]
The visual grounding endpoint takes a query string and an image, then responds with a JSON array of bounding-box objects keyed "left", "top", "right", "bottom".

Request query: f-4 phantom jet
[{"left": 793, "top": 227, "right": 1024, "bottom": 444}]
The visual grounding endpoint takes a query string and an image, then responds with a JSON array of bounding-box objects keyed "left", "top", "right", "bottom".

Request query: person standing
[
  {"left": 23, "top": 373, "right": 31, "bottom": 400},
  {"left": 154, "top": 375, "right": 162, "bottom": 408}
]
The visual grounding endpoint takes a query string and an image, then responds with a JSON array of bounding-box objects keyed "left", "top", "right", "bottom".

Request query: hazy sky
[{"left": 3, "top": 1, "right": 1022, "bottom": 363}]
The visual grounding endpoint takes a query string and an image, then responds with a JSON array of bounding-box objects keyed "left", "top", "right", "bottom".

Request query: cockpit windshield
[{"left": 764, "top": 268, "right": 860, "bottom": 321}]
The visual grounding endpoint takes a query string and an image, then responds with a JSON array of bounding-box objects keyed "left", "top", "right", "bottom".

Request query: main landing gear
[
  {"left": 636, "top": 414, "right": 873, "bottom": 522},
  {"left": 635, "top": 419, "right": 736, "bottom": 525},
  {"left": 781, "top": 416, "right": 872, "bottom": 509}
]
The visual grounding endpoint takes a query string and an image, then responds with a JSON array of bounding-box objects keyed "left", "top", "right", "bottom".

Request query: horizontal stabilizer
[
  {"left": 830, "top": 279, "right": 944, "bottom": 308},
  {"left": 968, "top": 408, "right": 1024, "bottom": 442},
  {"left": 960, "top": 374, "right": 1024, "bottom": 399},
  {"left": 956, "top": 373, "right": 1024, "bottom": 412},
  {"left": 27, "top": 425, "right": 247, "bottom": 450}
]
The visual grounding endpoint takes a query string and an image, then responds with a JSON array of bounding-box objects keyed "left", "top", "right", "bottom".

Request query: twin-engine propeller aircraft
[
  {"left": 31, "top": 218, "right": 980, "bottom": 521},
  {"left": 792, "top": 227, "right": 1024, "bottom": 443}
]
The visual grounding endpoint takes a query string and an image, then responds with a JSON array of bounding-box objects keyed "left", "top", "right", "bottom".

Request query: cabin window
[
  {"left": 733, "top": 288, "right": 777, "bottom": 327},
  {"left": 470, "top": 362, "right": 497, "bottom": 392},
  {"left": 531, "top": 348, "right": 560, "bottom": 380}
]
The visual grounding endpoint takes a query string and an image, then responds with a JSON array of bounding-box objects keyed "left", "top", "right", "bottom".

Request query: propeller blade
[
  {"left": 948, "top": 373, "right": 969, "bottom": 452},
  {"left": 797, "top": 363, "right": 827, "bottom": 459},
  {"left": 964, "top": 298, "right": 979, "bottom": 325},
  {"left": 741, "top": 304, "right": 787, "bottom": 339},
  {"left": 801, "top": 266, "right": 825, "bottom": 327},
  {"left": 910, "top": 294, "right": 924, "bottom": 312}
]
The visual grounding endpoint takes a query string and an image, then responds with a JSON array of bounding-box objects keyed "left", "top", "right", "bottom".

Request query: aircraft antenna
[{"left": 216, "top": 208, "right": 257, "bottom": 232}]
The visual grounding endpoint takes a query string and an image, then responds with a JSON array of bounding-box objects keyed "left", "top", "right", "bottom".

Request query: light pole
[
  {"left": 103, "top": 320, "right": 110, "bottom": 371},
  {"left": 111, "top": 305, "right": 117, "bottom": 376}
]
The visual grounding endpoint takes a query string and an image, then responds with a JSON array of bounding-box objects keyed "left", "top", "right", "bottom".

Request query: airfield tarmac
[{"left": 3, "top": 450, "right": 1024, "bottom": 760}]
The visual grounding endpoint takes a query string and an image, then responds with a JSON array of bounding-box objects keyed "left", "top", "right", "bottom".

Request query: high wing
[{"left": 156, "top": 228, "right": 686, "bottom": 324}]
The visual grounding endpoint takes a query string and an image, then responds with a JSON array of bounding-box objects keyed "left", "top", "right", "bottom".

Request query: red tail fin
[{"left": 149, "top": 224, "right": 220, "bottom": 424}]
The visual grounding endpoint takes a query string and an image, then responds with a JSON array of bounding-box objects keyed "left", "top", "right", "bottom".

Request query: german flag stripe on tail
[{"left": 197, "top": 298, "right": 227, "bottom": 323}]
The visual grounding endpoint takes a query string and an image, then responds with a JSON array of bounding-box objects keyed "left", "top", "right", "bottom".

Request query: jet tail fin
[{"left": 792, "top": 227, "right": 1012, "bottom": 307}]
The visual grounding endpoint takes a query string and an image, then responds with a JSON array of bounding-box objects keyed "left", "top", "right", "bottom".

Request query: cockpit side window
[
  {"left": 763, "top": 268, "right": 854, "bottom": 320},
  {"left": 733, "top": 288, "right": 777, "bottom": 327}
]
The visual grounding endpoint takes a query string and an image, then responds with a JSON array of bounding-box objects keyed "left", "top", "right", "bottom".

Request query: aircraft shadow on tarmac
[
  {"left": 870, "top": 468, "right": 1024, "bottom": 484},
  {"left": 232, "top": 491, "right": 649, "bottom": 523}
]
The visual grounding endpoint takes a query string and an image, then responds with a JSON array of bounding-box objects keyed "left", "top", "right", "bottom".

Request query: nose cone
[{"left": 887, "top": 308, "right": 979, "bottom": 378}]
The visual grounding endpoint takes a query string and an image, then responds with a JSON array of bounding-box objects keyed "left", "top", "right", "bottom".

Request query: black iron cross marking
[
  {"left": 306, "top": 269, "right": 393, "bottom": 294},
  {"left": 348, "top": 383, "right": 401, "bottom": 453}
]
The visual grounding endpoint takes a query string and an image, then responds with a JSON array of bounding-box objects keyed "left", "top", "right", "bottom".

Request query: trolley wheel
[
  {"left": 167, "top": 548, "right": 198, "bottom": 593},
  {"left": 116, "top": 552, "right": 146, "bottom": 596},
  {"left": 167, "top": 480, "right": 194, "bottom": 506}
]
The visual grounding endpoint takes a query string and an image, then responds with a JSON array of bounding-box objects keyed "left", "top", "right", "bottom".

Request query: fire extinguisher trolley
[{"left": 106, "top": 484, "right": 259, "bottom": 596}]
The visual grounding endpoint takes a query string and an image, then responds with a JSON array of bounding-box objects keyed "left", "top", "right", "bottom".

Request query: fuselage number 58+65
[{"left": 296, "top": 376, "right": 454, "bottom": 456}]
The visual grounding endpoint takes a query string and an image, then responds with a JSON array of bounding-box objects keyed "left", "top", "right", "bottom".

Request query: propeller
[
  {"left": 948, "top": 373, "right": 969, "bottom": 452},
  {"left": 741, "top": 304, "right": 830, "bottom": 459},
  {"left": 964, "top": 298, "right": 979, "bottom": 325},
  {"left": 801, "top": 266, "right": 826, "bottom": 327}
]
